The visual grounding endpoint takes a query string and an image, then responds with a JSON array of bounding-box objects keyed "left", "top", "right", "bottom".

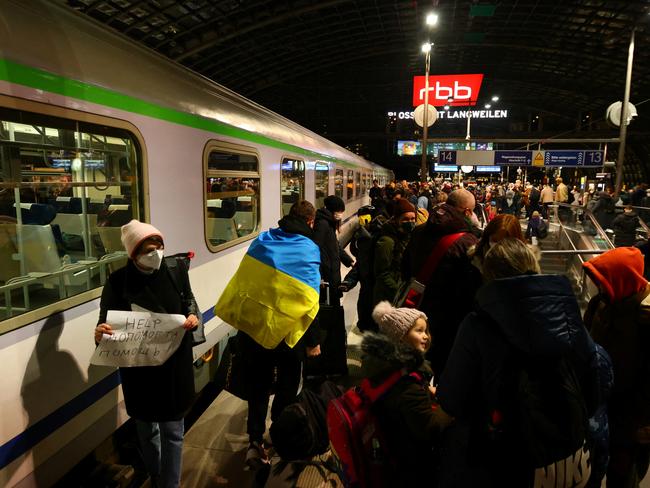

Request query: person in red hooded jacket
[{"left": 583, "top": 247, "right": 650, "bottom": 488}]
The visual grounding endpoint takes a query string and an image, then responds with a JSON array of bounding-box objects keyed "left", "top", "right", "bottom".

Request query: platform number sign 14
[{"left": 439, "top": 151, "right": 456, "bottom": 164}]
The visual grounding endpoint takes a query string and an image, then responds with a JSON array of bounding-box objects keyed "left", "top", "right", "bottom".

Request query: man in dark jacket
[
  {"left": 95, "top": 220, "right": 200, "bottom": 488},
  {"left": 373, "top": 198, "right": 416, "bottom": 305},
  {"left": 216, "top": 201, "right": 323, "bottom": 470},
  {"left": 438, "top": 239, "right": 599, "bottom": 488},
  {"left": 402, "top": 189, "right": 481, "bottom": 378},
  {"left": 313, "top": 195, "right": 354, "bottom": 305},
  {"left": 583, "top": 247, "right": 650, "bottom": 487},
  {"left": 612, "top": 205, "right": 640, "bottom": 247}
]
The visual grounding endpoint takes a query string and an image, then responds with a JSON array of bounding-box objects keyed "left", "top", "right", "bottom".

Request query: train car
[{"left": 0, "top": 2, "right": 393, "bottom": 486}]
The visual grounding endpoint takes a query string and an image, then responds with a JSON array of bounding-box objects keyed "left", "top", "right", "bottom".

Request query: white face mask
[{"left": 136, "top": 249, "right": 164, "bottom": 272}]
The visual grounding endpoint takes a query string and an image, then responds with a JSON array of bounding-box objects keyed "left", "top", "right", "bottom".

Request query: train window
[
  {"left": 334, "top": 169, "right": 343, "bottom": 199},
  {"left": 0, "top": 106, "right": 143, "bottom": 327},
  {"left": 280, "top": 158, "right": 305, "bottom": 216},
  {"left": 315, "top": 162, "right": 329, "bottom": 209},
  {"left": 204, "top": 141, "right": 260, "bottom": 252},
  {"left": 355, "top": 172, "right": 361, "bottom": 198},
  {"left": 347, "top": 170, "right": 354, "bottom": 200}
]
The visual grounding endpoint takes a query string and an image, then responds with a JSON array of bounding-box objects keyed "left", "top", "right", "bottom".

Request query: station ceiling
[{"left": 61, "top": 0, "right": 650, "bottom": 168}]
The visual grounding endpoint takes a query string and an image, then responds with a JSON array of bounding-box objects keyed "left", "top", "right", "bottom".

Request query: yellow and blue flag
[{"left": 214, "top": 227, "right": 320, "bottom": 349}]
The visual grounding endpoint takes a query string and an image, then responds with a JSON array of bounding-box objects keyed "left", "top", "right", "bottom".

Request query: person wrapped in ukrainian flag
[{"left": 214, "top": 200, "right": 322, "bottom": 469}]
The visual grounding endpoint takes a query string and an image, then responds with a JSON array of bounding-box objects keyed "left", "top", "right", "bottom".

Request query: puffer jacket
[
  {"left": 361, "top": 332, "right": 452, "bottom": 487},
  {"left": 437, "top": 274, "right": 599, "bottom": 487},
  {"left": 401, "top": 203, "right": 481, "bottom": 378}
]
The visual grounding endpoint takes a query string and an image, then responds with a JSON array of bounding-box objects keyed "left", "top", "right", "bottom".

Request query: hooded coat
[
  {"left": 401, "top": 203, "right": 481, "bottom": 378},
  {"left": 437, "top": 274, "right": 599, "bottom": 487},
  {"left": 361, "top": 333, "right": 452, "bottom": 487},
  {"left": 583, "top": 247, "right": 650, "bottom": 445}
]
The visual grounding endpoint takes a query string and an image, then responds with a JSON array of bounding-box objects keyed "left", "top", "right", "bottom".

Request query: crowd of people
[{"left": 93, "top": 176, "right": 650, "bottom": 488}]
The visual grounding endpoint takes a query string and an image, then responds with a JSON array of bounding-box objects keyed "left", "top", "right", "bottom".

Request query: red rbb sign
[{"left": 412, "top": 74, "right": 484, "bottom": 107}]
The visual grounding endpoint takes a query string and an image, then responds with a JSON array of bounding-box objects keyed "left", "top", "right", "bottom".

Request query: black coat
[
  {"left": 437, "top": 274, "right": 599, "bottom": 487},
  {"left": 361, "top": 333, "right": 451, "bottom": 487},
  {"left": 97, "top": 259, "right": 198, "bottom": 421},
  {"left": 402, "top": 203, "right": 481, "bottom": 378},
  {"left": 612, "top": 211, "right": 639, "bottom": 247},
  {"left": 313, "top": 208, "right": 353, "bottom": 297}
]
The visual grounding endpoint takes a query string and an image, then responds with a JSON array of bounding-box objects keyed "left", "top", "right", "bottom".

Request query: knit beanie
[
  {"left": 324, "top": 195, "right": 345, "bottom": 213},
  {"left": 372, "top": 301, "right": 427, "bottom": 342},
  {"left": 392, "top": 199, "right": 416, "bottom": 219},
  {"left": 121, "top": 219, "right": 164, "bottom": 258}
]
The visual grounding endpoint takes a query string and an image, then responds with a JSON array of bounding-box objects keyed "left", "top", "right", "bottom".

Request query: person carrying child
[{"left": 359, "top": 301, "right": 453, "bottom": 486}]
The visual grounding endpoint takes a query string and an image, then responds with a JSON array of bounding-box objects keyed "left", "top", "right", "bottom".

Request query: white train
[{"left": 0, "top": 2, "right": 392, "bottom": 486}]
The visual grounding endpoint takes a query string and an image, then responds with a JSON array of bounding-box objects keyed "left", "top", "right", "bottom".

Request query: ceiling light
[
  {"left": 421, "top": 42, "right": 432, "bottom": 53},
  {"left": 485, "top": 104, "right": 491, "bottom": 109},
  {"left": 426, "top": 12, "right": 439, "bottom": 26},
  {"left": 444, "top": 105, "right": 450, "bottom": 110},
  {"left": 447, "top": 97, "right": 454, "bottom": 102},
  {"left": 491, "top": 96, "right": 499, "bottom": 102}
]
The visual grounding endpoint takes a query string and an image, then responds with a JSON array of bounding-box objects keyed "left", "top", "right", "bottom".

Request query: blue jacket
[{"left": 437, "top": 274, "right": 599, "bottom": 487}]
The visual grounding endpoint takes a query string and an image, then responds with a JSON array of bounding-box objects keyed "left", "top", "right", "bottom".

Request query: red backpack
[{"left": 327, "top": 369, "right": 421, "bottom": 488}]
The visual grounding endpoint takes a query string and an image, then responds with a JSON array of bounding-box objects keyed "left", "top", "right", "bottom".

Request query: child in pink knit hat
[
  {"left": 358, "top": 301, "right": 451, "bottom": 486},
  {"left": 371, "top": 300, "right": 430, "bottom": 353}
]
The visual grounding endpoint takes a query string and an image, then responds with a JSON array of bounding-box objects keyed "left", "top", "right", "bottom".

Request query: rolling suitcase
[{"left": 304, "top": 283, "right": 348, "bottom": 378}]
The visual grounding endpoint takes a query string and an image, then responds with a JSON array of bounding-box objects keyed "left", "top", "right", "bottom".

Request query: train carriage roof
[{"left": 0, "top": 0, "right": 383, "bottom": 171}]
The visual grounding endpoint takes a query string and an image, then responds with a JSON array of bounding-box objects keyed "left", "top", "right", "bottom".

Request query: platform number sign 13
[{"left": 584, "top": 151, "right": 603, "bottom": 165}]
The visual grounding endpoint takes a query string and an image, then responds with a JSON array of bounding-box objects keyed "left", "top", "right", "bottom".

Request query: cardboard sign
[{"left": 91, "top": 310, "right": 186, "bottom": 367}]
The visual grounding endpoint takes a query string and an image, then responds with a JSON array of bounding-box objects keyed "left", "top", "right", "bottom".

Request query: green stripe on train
[{"left": 0, "top": 58, "right": 366, "bottom": 169}]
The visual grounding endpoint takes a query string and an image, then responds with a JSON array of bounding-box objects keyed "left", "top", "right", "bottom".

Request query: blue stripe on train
[
  {"left": 0, "top": 306, "right": 215, "bottom": 470},
  {"left": 0, "top": 370, "right": 121, "bottom": 469}
]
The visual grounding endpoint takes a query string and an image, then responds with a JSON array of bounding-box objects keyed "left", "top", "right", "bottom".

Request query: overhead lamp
[
  {"left": 447, "top": 97, "right": 454, "bottom": 102},
  {"left": 485, "top": 104, "right": 491, "bottom": 109},
  {"left": 491, "top": 95, "right": 499, "bottom": 102},
  {"left": 426, "top": 12, "right": 439, "bottom": 26},
  {"left": 444, "top": 105, "right": 450, "bottom": 110},
  {"left": 421, "top": 42, "right": 432, "bottom": 53}
]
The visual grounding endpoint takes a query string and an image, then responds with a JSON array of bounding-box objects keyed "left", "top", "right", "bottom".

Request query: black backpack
[
  {"left": 270, "top": 381, "right": 345, "bottom": 461},
  {"left": 164, "top": 252, "right": 205, "bottom": 347},
  {"left": 488, "top": 352, "right": 592, "bottom": 487}
]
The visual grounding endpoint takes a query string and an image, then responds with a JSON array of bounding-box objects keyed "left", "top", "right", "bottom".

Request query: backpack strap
[
  {"left": 359, "top": 369, "right": 406, "bottom": 404},
  {"left": 416, "top": 232, "right": 466, "bottom": 285},
  {"left": 359, "top": 369, "right": 424, "bottom": 404}
]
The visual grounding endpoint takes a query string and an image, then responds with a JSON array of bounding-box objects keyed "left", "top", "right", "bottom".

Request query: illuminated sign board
[
  {"left": 413, "top": 74, "right": 484, "bottom": 107},
  {"left": 388, "top": 109, "right": 508, "bottom": 120},
  {"left": 475, "top": 166, "right": 502, "bottom": 173},
  {"left": 397, "top": 141, "right": 493, "bottom": 157},
  {"left": 434, "top": 164, "right": 459, "bottom": 172},
  {"left": 439, "top": 150, "right": 605, "bottom": 168}
]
